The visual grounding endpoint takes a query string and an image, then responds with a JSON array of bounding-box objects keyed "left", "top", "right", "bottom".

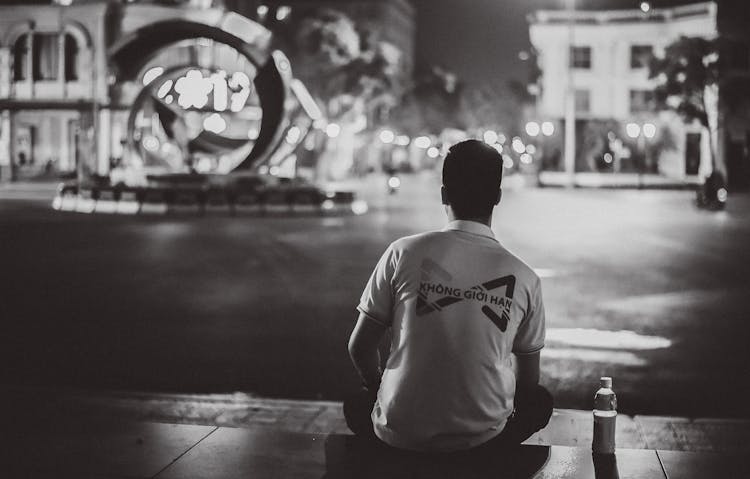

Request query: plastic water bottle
[{"left": 592, "top": 376, "right": 617, "bottom": 454}]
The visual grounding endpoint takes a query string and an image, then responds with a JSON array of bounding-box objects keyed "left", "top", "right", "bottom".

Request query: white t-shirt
[{"left": 357, "top": 220, "right": 545, "bottom": 452}]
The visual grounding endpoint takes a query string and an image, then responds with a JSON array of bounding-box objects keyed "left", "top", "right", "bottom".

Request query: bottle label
[
  {"left": 593, "top": 413, "right": 616, "bottom": 454},
  {"left": 594, "top": 390, "right": 617, "bottom": 411}
]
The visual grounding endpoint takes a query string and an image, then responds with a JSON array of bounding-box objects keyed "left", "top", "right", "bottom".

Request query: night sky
[{"left": 410, "top": 0, "right": 748, "bottom": 91}]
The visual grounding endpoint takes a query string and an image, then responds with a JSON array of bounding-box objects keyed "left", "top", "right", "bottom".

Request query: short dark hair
[{"left": 442, "top": 139, "right": 503, "bottom": 219}]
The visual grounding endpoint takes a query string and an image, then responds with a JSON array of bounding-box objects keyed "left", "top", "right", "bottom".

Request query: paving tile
[
  {"left": 634, "top": 416, "right": 750, "bottom": 453},
  {"left": 674, "top": 420, "right": 750, "bottom": 454},
  {"left": 274, "top": 404, "right": 328, "bottom": 430},
  {"left": 157, "top": 429, "right": 665, "bottom": 479},
  {"left": 527, "top": 409, "right": 594, "bottom": 448},
  {"left": 657, "top": 450, "right": 750, "bottom": 479},
  {"left": 158, "top": 431, "right": 558, "bottom": 479},
  {"left": 2, "top": 417, "right": 215, "bottom": 478},
  {"left": 536, "top": 446, "right": 665, "bottom": 479},
  {"left": 156, "top": 428, "right": 327, "bottom": 479},
  {"left": 635, "top": 415, "right": 692, "bottom": 451},
  {"left": 323, "top": 437, "right": 554, "bottom": 479},
  {"left": 304, "top": 406, "right": 349, "bottom": 434},
  {"left": 526, "top": 409, "right": 647, "bottom": 449}
]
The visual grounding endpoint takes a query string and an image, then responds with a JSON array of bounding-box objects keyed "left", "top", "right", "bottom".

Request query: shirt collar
[{"left": 443, "top": 220, "right": 496, "bottom": 241}]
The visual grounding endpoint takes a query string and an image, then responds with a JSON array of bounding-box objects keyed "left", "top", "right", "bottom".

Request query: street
[{"left": 1, "top": 174, "right": 749, "bottom": 418}]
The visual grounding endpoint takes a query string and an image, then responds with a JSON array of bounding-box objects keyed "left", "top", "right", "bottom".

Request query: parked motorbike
[{"left": 696, "top": 171, "right": 727, "bottom": 211}]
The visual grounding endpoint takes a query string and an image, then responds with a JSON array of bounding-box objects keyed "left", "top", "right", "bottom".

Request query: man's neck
[{"left": 447, "top": 209, "right": 492, "bottom": 228}]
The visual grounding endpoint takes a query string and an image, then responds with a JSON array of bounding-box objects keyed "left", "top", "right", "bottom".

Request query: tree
[
  {"left": 390, "top": 66, "right": 467, "bottom": 136},
  {"left": 649, "top": 36, "right": 750, "bottom": 180},
  {"left": 272, "top": 8, "right": 402, "bottom": 125}
]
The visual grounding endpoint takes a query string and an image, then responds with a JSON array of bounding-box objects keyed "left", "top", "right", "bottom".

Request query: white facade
[
  {"left": 0, "top": 2, "right": 110, "bottom": 180},
  {"left": 529, "top": 2, "right": 718, "bottom": 180}
]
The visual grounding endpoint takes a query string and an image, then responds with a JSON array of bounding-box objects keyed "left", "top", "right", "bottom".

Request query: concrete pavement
[
  {"left": 5, "top": 387, "right": 749, "bottom": 454},
  {"left": 3, "top": 388, "right": 749, "bottom": 478}
]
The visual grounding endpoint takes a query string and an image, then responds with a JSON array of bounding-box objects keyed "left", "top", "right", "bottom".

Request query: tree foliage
[
  {"left": 650, "top": 35, "right": 750, "bottom": 173},
  {"left": 272, "top": 8, "right": 402, "bottom": 124},
  {"left": 390, "top": 66, "right": 466, "bottom": 136},
  {"left": 649, "top": 36, "right": 720, "bottom": 128}
]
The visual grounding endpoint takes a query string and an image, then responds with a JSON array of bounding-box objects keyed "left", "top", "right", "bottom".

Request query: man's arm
[
  {"left": 348, "top": 313, "right": 388, "bottom": 391},
  {"left": 515, "top": 351, "right": 540, "bottom": 393}
]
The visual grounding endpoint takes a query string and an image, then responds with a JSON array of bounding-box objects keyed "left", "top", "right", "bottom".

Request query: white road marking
[
  {"left": 322, "top": 218, "right": 345, "bottom": 227},
  {"left": 600, "top": 290, "right": 732, "bottom": 314},
  {"left": 543, "top": 347, "right": 647, "bottom": 367},
  {"left": 546, "top": 328, "right": 672, "bottom": 350},
  {"left": 534, "top": 268, "right": 561, "bottom": 278}
]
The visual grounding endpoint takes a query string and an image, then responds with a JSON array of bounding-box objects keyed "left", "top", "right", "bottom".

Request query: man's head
[{"left": 441, "top": 139, "right": 503, "bottom": 221}]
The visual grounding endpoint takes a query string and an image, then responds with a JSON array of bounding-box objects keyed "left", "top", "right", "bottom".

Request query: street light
[
  {"left": 379, "top": 129, "right": 395, "bottom": 144},
  {"left": 626, "top": 123, "right": 641, "bottom": 139},
  {"left": 642, "top": 123, "right": 656, "bottom": 139},
  {"left": 541, "top": 121, "right": 555, "bottom": 136},
  {"left": 626, "top": 122, "right": 657, "bottom": 188},
  {"left": 564, "top": 0, "right": 577, "bottom": 188},
  {"left": 325, "top": 123, "right": 341, "bottom": 138},
  {"left": 395, "top": 135, "right": 410, "bottom": 146},
  {"left": 414, "top": 136, "right": 431, "bottom": 149},
  {"left": 276, "top": 5, "right": 292, "bottom": 21},
  {"left": 525, "top": 121, "right": 541, "bottom": 137}
]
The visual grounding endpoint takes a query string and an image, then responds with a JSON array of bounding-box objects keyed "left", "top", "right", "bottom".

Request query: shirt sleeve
[
  {"left": 357, "top": 244, "right": 397, "bottom": 327},
  {"left": 512, "top": 277, "right": 545, "bottom": 355}
]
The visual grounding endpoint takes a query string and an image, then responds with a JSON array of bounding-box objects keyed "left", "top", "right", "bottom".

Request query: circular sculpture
[
  {"left": 107, "top": 11, "right": 317, "bottom": 176},
  {"left": 52, "top": 9, "right": 361, "bottom": 216}
]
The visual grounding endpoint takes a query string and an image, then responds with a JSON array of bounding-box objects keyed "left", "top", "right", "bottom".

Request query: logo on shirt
[{"left": 417, "top": 259, "right": 516, "bottom": 332}]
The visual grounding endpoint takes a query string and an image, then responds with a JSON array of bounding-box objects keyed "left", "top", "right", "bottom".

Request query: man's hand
[{"left": 348, "top": 312, "right": 388, "bottom": 392}]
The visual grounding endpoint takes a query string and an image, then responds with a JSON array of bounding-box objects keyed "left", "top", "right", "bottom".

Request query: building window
[
  {"left": 13, "top": 34, "right": 29, "bottom": 81},
  {"left": 575, "top": 89, "right": 590, "bottom": 113},
  {"left": 64, "top": 33, "right": 79, "bottom": 81},
  {"left": 570, "top": 46, "right": 591, "bottom": 69},
  {"left": 33, "top": 33, "right": 59, "bottom": 81},
  {"left": 630, "top": 45, "right": 653, "bottom": 69},
  {"left": 630, "top": 89, "right": 654, "bottom": 113}
]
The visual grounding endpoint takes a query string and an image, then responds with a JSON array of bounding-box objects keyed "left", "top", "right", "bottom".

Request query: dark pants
[{"left": 343, "top": 384, "right": 553, "bottom": 452}]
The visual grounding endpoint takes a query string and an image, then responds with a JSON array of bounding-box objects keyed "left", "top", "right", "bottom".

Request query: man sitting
[{"left": 345, "top": 139, "right": 552, "bottom": 453}]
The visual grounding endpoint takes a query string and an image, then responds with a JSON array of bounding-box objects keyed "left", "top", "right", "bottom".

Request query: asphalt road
[{"left": 2, "top": 174, "right": 749, "bottom": 418}]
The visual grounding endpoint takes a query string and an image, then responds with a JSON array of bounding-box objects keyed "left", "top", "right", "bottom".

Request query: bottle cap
[{"left": 600, "top": 377, "right": 612, "bottom": 388}]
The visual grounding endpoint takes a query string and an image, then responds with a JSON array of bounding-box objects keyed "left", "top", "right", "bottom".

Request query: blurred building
[
  {"left": 0, "top": 0, "right": 300, "bottom": 183},
  {"left": 224, "top": 0, "right": 416, "bottom": 79},
  {"left": 0, "top": 1, "right": 109, "bottom": 181},
  {"left": 529, "top": 2, "right": 717, "bottom": 183}
]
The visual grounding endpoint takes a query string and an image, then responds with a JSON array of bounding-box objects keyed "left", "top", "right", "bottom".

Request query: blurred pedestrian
[{"left": 345, "top": 139, "right": 552, "bottom": 453}]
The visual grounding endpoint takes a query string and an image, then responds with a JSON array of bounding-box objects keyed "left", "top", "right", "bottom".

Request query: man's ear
[
  {"left": 495, "top": 188, "right": 503, "bottom": 205},
  {"left": 441, "top": 185, "right": 449, "bottom": 205}
]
